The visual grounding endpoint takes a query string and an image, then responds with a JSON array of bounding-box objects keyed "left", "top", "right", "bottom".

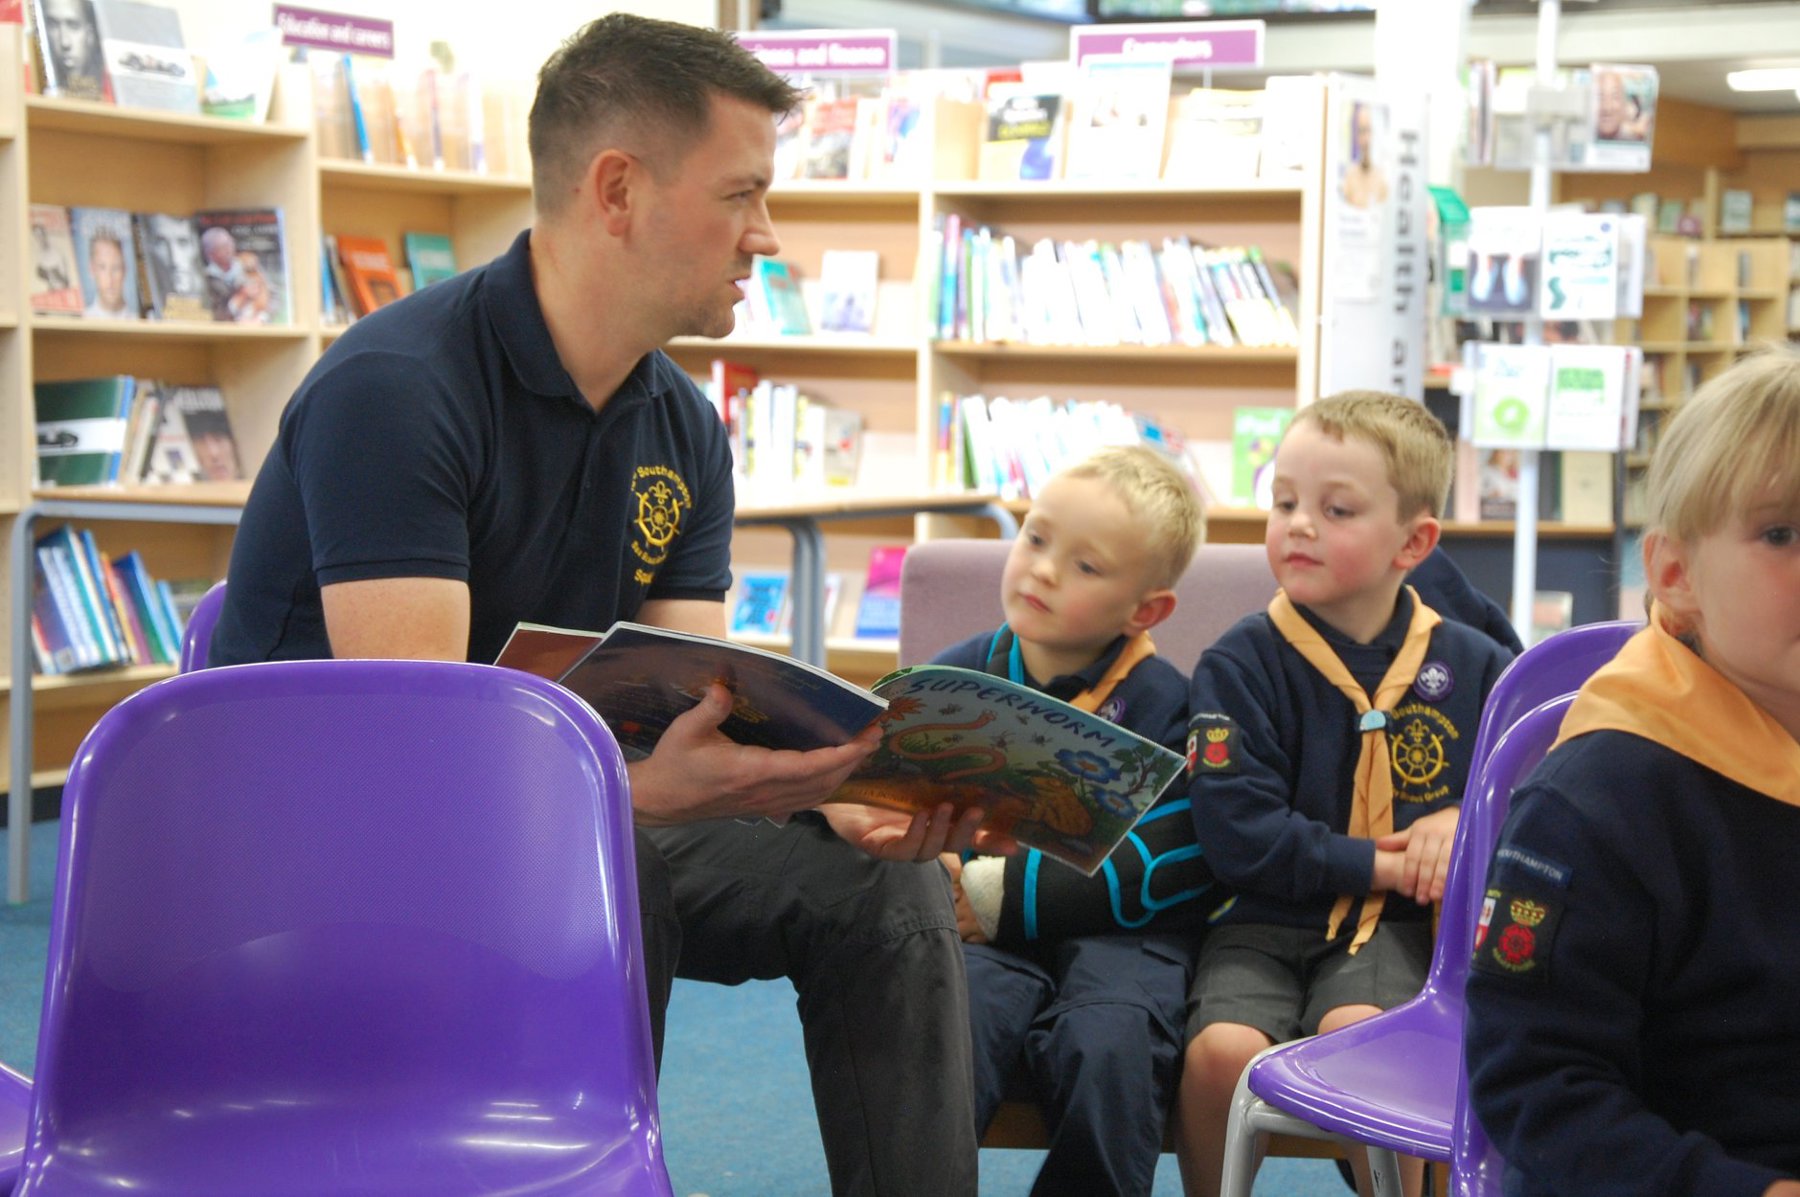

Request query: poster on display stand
[{"left": 1317, "top": 75, "right": 1429, "bottom": 401}]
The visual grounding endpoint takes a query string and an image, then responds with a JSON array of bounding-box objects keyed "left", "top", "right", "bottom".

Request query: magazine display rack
[{"left": 2, "top": 25, "right": 1335, "bottom": 901}]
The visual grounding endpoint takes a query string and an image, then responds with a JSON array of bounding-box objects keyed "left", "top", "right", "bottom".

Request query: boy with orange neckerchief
[
  {"left": 1464, "top": 348, "right": 1800, "bottom": 1197},
  {"left": 1173, "top": 391, "right": 1512, "bottom": 1197}
]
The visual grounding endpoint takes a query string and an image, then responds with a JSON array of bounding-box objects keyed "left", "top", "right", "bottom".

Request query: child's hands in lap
[{"left": 1374, "top": 806, "right": 1461, "bottom": 904}]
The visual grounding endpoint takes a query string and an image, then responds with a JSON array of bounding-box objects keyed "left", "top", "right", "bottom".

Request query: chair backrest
[
  {"left": 1449, "top": 692, "right": 1580, "bottom": 1197},
  {"left": 22, "top": 659, "right": 668, "bottom": 1196},
  {"left": 176, "top": 580, "right": 227, "bottom": 673},
  {"left": 898, "top": 539, "right": 1275, "bottom": 671},
  {"left": 1425, "top": 622, "right": 1637, "bottom": 1008},
  {"left": 1464, "top": 619, "right": 1640, "bottom": 778}
]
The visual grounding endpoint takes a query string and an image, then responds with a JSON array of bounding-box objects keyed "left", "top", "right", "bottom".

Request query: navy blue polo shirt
[{"left": 212, "top": 229, "right": 736, "bottom": 666}]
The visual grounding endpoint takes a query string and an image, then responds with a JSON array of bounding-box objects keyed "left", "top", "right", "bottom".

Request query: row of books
[
  {"left": 26, "top": 0, "right": 281, "bottom": 121},
  {"left": 926, "top": 220, "right": 1300, "bottom": 349},
  {"left": 29, "top": 203, "right": 290, "bottom": 325},
  {"left": 1453, "top": 208, "right": 1647, "bottom": 323},
  {"left": 29, "top": 523, "right": 199, "bottom": 674},
  {"left": 1460, "top": 342, "right": 1643, "bottom": 453},
  {"left": 705, "top": 362, "right": 865, "bottom": 495},
  {"left": 735, "top": 251, "right": 882, "bottom": 338},
  {"left": 727, "top": 547, "right": 905, "bottom": 643},
  {"left": 975, "top": 72, "right": 1310, "bottom": 186},
  {"left": 320, "top": 231, "right": 458, "bottom": 326},
  {"left": 34, "top": 377, "right": 242, "bottom": 488},
  {"left": 937, "top": 390, "right": 1197, "bottom": 502},
  {"left": 1456, "top": 447, "right": 1617, "bottom": 527},
  {"left": 310, "top": 53, "right": 529, "bottom": 178}
]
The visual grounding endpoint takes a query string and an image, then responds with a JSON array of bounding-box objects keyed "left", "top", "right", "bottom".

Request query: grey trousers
[{"left": 637, "top": 813, "right": 979, "bottom": 1197}]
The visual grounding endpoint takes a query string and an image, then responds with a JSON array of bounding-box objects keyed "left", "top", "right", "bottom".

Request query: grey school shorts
[{"left": 1184, "top": 920, "right": 1431, "bottom": 1045}]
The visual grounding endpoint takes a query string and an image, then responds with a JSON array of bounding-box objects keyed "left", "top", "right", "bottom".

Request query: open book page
[
  {"left": 494, "top": 621, "right": 886, "bottom": 759},
  {"left": 834, "top": 664, "right": 1186, "bottom": 876}
]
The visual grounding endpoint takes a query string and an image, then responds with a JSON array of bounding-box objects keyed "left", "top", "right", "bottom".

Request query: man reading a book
[{"left": 210, "top": 15, "right": 999, "bottom": 1197}]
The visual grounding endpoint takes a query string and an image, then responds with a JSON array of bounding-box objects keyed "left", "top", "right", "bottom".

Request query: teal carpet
[{"left": 1, "top": 819, "right": 1347, "bottom": 1195}]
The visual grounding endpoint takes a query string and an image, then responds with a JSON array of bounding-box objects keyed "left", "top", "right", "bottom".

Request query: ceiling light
[{"left": 1726, "top": 68, "right": 1800, "bottom": 91}]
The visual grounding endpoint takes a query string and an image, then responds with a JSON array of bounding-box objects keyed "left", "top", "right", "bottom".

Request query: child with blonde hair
[
  {"left": 940, "top": 444, "right": 1216, "bottom": 1196},
  {"left": 1175, "top": 391, "right": 1513, "bottom": 1197},
  {"left": 1464, "top": 347, "right": 1800, "bottom": 1196}
]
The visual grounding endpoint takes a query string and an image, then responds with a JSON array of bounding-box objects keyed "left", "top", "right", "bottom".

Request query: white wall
[{"left": 165, "top": 0, "right": 715, "bottom": 83}]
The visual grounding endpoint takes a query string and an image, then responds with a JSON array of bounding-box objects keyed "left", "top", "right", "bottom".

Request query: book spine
[
  {"left": 39, "top": 537, "right": 102, "bottom": 669},
  {"left": 344, "top": 55, "right": 373, "bottom": 164},
  {"left": 76, "top": 529, "right": 128, "bottom": 663},
  {"left": 118, "top": 554, "right": 173, "bottom": 664},
  {"left": 28, "top": 564, "right": 77, "bottom": 675}
]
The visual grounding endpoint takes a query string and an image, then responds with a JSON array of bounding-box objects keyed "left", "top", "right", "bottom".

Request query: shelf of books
[{"left": 1618, "top": 233, "right": 1790, "bottom": 527}]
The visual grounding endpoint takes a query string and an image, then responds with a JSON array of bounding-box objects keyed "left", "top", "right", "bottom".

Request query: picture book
[
  {"left": 1538, "top": 212, "right": 1621, "bottom": 321},
  {"left": 132, "top": 211, "right": 209, "bottom": 321},
  {"left": 165, "top": 385, "right": 242, "bottom": 481},
  {"left": 493, "top": 621, "right": 1186, "bottom": 874},
  {"left": 334, "top": 234, "right": 404, "bottom": 316},
  {"left": 34, "top": 375, "right": 135, "bottom": 486},
  {"left": 749, "top": 257, "right": 811, "bottom": 336},
  {"left": 832, "top": 662, "right": 1187, "bottom": 875},
  {"left": 799, "top": 96, "right": 857, "bottom": 181},
  {"left": 1064, "top": 53, "right": 1172, "bottom": 183},
  {"left": 1468, "top": 341, "right": 1550, "bottom": 449},
  {"left": 195, "top": 207, "right": 289, "bottom": 324},
  {"left": 91, "top": 0, "right": 197, "bottom": 114},
  {"left": 1581, "top": 62, "right": 1657, "bottom": 172},
  {"left": 116, "top": 379, "right": 163, "bottom": 485},
  {"left": 28, "top": 204, "right": 84, "bottom": 315},
  {"left": 321, "top": 233, "right": 358, "bottom": 324},
  {"left": 31, "top": 0, "right": 109, "bottom": 100},
  {"left": 1164, "top": 87, "right": 1263, "bottom": 183},
  {"left": 1230, "top": 406, "right": 1294, "bottom": 508},
  {"left": 818, "top": 249, "right": 879, "bottom": 334},
  {"left": 853, "top": 544, "right": 906, "bottom": 640},
  {"left": 402, "top": 231, "right": 458, "bottom": 289},
  {"left": 1464, "top": 206, "right": 1540, "bottom": 319},
  {"left": 69, "top": 206, "right": 140, "bottom": 321},
  {"left": 730, "top": 570, "right": 789, "bottom": 637},
  {"left": 140, "top": 392, "right": 203, "bottom": 484},
  {"left": 1544, "top": 343, "right": 1635, "bottom": 452},
  {"left": 1719, "top": 188, "right": 1754, "bottom": 236},
  {"left": 978, "top": 92, "right": 1063, "bottom": 182},
  {"left": 198, "top": 25, "right": 281, "bottom": 121},
  {"left": 494, "top": 620, "right": 887, "bottom": 759}
]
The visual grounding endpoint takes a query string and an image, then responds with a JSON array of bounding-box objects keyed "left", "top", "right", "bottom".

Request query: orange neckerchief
[
  {"left": 1068, "top": 632, "right": 1157, "bottom": 713},
  {"left": 1552, "top": 604, "right": 1800, "bottom": 807},
  {"left": 1268, "top": 587, "right": 1441, "bottom": 953}
]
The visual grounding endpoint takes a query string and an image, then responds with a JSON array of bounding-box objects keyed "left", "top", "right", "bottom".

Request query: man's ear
[
  {"left": 1393, "top": 514, "right": 1441, "bottom": 572},
  {"left": 590, "top": 149, "right": 640, "bottom": 237},
  {"left": 1126, "top": 589, "right": 1178, "bottom": 635}
]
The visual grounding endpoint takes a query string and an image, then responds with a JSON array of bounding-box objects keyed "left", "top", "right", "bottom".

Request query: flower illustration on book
[{"left": 1056, "top": 749, "right": 1122, "bottom": 785}]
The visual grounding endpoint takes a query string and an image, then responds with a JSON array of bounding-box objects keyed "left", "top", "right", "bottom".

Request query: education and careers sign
[
  {"left": 1070, "top": 21, "right": 1265, "bottom": 69},
  {"left": 272, "top": 4, "right": 394, "bottom": 58},
  {"left": 735, "top": 29, "right": 897, "bottom": 77}
]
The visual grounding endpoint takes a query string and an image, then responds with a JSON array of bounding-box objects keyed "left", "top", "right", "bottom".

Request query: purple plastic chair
[
  {"left": 0, "top": 1062, "right": 28, "bottom": 1196},
  {"left": 1217, "top": 621, "right": 1640, "bottom": 1197},
  {"left": 17, "top": 659, "right": 671, "bottom": 1197},
  {"left": 1449, "top": 693, "right": 1594, "bottom": 1197},
  {"left": 176, "top": 580, "right": 226, "bottom": 673}
]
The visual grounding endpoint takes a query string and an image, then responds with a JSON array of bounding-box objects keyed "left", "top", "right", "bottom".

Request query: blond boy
[
  {"left": 941, "top": 445, "right": 1213, "bottom": 1196},
  {"left": 1174, "top": 392, "right": 1513, "bottom": 1197}
]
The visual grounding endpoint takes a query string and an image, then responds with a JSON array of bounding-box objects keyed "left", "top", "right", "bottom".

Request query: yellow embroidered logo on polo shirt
[{"left": 631, "top": 465, "right": 690, "bottom": 572}]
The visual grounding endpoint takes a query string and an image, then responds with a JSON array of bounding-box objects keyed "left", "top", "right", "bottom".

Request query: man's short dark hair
[{"left": 528, "top": 13, "right": 800, "bottom": 216}]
